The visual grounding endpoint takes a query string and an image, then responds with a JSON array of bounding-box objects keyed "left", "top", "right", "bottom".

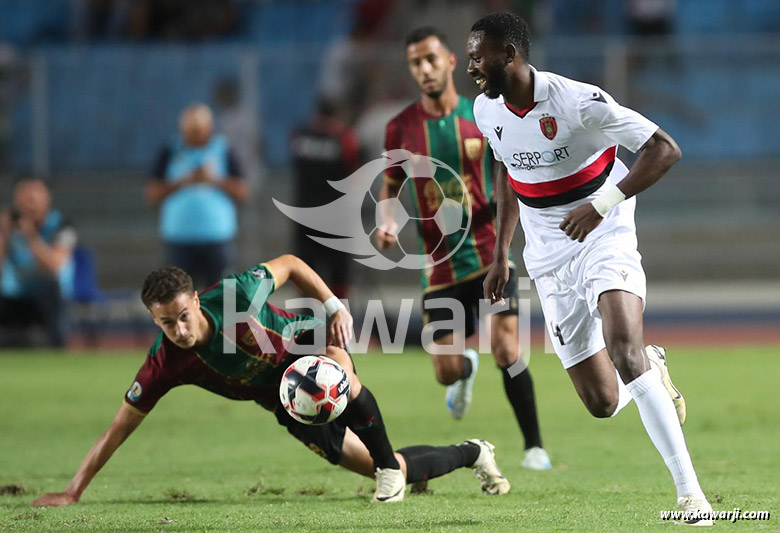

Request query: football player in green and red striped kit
[
  {"left": 376, "top": 27, "right": 550, "bottom": 470},
  {"left": 31, "top": 255, "right": 510, "bottom": 507}
]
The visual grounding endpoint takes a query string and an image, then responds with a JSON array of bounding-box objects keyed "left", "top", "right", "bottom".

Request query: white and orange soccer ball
[{"left": 279, "top": 356, "right": 350, "bottom": 425}]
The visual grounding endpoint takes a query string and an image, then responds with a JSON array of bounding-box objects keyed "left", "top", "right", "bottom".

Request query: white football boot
[
  {"left": 677, "top": 495, "right": 714, "bottom": 526},
  {"left": 372, "top": 467, "right": 405, "bottom": 503},
  {"left": 522, "top": 446, "right": 552, "bottom": 471},
  {"left": 466, "top": 439, "right": 511, "bottom": 495},
  {"left": 646, "top": 344, "right": 687, "bottom": 425},
  {"left": 446, "top": 349, "right": 479, "bottom": 419}
]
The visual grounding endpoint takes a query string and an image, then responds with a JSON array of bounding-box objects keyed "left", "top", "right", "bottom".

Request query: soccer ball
[{"left": 279, "top": 356, "right": 350, "bottom": 425}]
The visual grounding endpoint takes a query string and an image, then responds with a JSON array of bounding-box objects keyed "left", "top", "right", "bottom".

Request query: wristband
[
  {"left": 591, "top": 185, "right": 626, "bottom": 217},
  {"left": 323, "top": 296, "right": 345, "bottom": 317}
]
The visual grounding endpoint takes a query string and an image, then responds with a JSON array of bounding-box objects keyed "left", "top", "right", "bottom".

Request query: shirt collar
[{"left": 530, "top": 65, "right": 550, "bottom": 103}]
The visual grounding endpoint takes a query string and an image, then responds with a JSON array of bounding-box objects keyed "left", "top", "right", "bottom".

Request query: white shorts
[{"left": 534, "top": 233, "right": 646, "bottom": 369}]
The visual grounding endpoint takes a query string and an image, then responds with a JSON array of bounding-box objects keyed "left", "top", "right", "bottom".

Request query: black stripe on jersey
[{"left": 514, "top": 161, "right": 614, "bottom": 208}]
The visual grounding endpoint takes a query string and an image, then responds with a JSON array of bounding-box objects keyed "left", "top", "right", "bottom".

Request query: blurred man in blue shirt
[
  {"left": 147, "top": 104, "right": 250, "bottom": 289},
  {"left": 0, "top": 179, "right": 76, "bottom": 347}
]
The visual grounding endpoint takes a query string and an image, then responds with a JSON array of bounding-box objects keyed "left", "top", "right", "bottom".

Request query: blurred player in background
[
  {"left": 289, "top": 97, "right": 360, "bottom": 299},
  {"left": 470, "top": 12, "right": 712, "bottom": 523},
  {"left": 376, "top": 27, "right": 550, "bottom": 470},
  {"left": 0, "top": 179, "right": 76, "bottom": 347},
  {"left": 31, "top": 255, "right": 510, "bottom": 507},
  {"left": 146, "top": 103, "right": 250, "bottom": 290}
]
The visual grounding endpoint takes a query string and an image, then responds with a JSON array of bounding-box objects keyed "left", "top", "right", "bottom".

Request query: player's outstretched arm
[
  {"left": 612, "top": 128, "right": 681, "bottom": 198},
  {"left": 560, "top": 128, "right": 681, "bottom": 242},
  {"left": 375, "top": 181, "right": 402, "bottom": 250},
  {"left": 484, "top": 162, "right": 518, "bottom": 303},
  {"left": 31, "top": 404, "right": 145, "bottom": 507},
  {"left": 264, "top": 254, "right": 354, "bottom": 348}
]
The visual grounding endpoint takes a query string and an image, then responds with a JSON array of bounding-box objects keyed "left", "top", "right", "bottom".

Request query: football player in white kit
[{"left": 468, "top": 12, "right": 713, "bottom": 525}]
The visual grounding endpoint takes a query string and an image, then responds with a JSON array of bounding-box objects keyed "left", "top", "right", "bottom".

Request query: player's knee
[
  {"left": 605, "top": 335, "right": 645, "bottom": 382},
  {"left": 583, "top": 389, "right": 618, "bottom": 418},
  {"left": 604, "top": 330, "right": 634, "bottom": 355},
  {"left": 326, "top": 346, "right": 362, "bottom": 399},
  {"left": 610, "top": 346, "right": 647, "bottom": 382},
  {"left": 433, "top": 364, "right": 461, "bottom": 386},
  {"left": 491, "top": 340, "right": 518, "bottom": 368}
]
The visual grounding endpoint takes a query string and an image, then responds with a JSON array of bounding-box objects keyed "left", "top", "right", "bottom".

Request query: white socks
[
  {"left": 610, "top": 368, "right": 632, "bottom": 417},
  {"left": 625, "top": 367, "right": 704, "bottom": 499}
]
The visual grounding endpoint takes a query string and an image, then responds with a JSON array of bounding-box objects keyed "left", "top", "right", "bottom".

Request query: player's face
[
  {"left": 406, "top": 36, "right": 455, "bottom": 99},
  {"left": 149, "top": 292, "right": 203, "bottom": 349},
  {"left": 467, "top": 31, "right": 507, "bottom": 99}
]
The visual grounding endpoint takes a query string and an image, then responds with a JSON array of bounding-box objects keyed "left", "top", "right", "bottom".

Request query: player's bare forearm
[
  {"left": 32, "top": 405, "right": 143, "bottom": 506},
  {"left": 376, "top": 182, "right": 402, "bottom": 249},
  {"left": 265, "top": 255, "right": 333, "bottom": 303},
  {"left": 493, "top": 162, "right": 519, "bottom": 263},
  {"left": 560, "top": 130, "right": 681, "bottom": 243},
  {"left": 616, "top": 128, "right": 681, "bottom": 198},
  {"left": 484, "top": 163, "right": 516, "bottom": 302},
  {"left": 265, "top": 254, "right": 353, "bottom": 347}
]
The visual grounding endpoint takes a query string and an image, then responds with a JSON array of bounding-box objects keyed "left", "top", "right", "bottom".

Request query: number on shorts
[{"left": 551, "top": 323, "right": 565, "bottom": 346}]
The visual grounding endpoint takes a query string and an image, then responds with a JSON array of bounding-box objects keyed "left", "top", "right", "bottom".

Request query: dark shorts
[
  {"left": 273, "top": 405, "right": 347, "bottom": 465},
  {"left": 422, "top": 268, "right": 519, "bottom": 341},
  {"left": 264, "top": 328, "right": 350, "bottom": 465}
]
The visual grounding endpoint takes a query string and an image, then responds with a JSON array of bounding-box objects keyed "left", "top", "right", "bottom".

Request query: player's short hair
[
  {"left": 471, "top": 12, "right": 531, "bottom": 62},
  {"left": 405, "top": 26, "right": 449, "bottom": 49},
  {"left": 141, "top": 266, "right": 194, "bottom": 308}
]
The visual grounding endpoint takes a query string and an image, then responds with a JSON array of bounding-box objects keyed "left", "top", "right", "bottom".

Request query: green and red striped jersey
[
  {"left": 384, "top": 96, "right": 504, "bottom": 292},
  {"left": 123, "top": 264, "right": 322, "bottom": 416}
]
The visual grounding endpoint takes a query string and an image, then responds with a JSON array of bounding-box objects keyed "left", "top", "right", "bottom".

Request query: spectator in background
[
  {"left": 213, "top": 78, "right": 264, "bottom": 193},
  {"left": 147, "top": 103, "right": 249, "bottom": 290},
  {"left": 0, "top": 179, "right": 76, "bottom": 348},
  {"left": 318, "top": 0, "right": 396, "bottom": 125},
  {"left": 289, "top": 97, "right": 360, "bottom": 299},
  {"left": 84, "top": 0, "right": 239, "bottom": 41},
  {"left": 627, "top": 0, "right": 676, "bottom": 37}
]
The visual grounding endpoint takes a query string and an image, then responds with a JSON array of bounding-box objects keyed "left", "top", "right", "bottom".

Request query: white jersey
[{"left": 473, "top": 67, "right": 658, "bottom": 278}]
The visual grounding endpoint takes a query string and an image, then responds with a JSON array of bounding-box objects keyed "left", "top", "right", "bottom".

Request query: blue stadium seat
[{"left": 71, "top": 245, "right": 103, "bottom": 304}]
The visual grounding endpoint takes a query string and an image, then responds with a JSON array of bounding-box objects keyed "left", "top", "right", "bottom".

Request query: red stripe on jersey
[
  {"left": 267, "top": 302, "right": 297, "bottom": 319},
  {"left": 509, "top": 146, "right": 617, "bottom": 198},
  {"left": 505, "top": 101, "right": 537, "bottom": 118}
]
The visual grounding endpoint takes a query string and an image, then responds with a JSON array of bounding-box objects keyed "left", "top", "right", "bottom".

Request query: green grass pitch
[{"left": 1, "top": 346, "right": 778, "bottom": 531}]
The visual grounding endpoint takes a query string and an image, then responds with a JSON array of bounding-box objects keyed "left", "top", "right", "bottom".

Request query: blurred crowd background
[{"left": 0, "top": 0, "right": 778, "bottom": 348}]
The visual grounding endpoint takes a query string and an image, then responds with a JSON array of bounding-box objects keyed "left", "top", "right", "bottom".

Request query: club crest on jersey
[
  {"left": 539, "top": 114, "right": 557, "bottom": 140},
  {"left": 464, "top": 138, "right": 483, "bottom": 161}
]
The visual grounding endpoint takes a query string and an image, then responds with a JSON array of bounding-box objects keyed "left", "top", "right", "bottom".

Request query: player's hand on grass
[
  {"left": 31, "top": 492, "right": 78, "bottom": 507},
  {"left": 328, "top": 308, "right": 354, "bottom": 349},
  {"left": 483, "top": 261, "right": 510, "bottom": 304},
  {"left": 375, "top": 224, "right": 398, "bottom": 249},
  {"left": 559, "top": 203, "right": 603, "bottom": 242}
]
